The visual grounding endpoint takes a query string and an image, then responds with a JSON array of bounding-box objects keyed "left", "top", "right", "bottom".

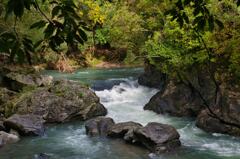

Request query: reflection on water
[{"left": 0, "top": 68, "right": 240, "bottom": 159}]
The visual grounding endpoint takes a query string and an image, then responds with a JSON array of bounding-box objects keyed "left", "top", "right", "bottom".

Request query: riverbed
[{"left": 0, "top": 68, "right": 240, "bottom": 159}]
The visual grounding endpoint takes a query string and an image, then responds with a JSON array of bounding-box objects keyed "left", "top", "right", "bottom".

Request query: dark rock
[
  {"left": 144, "top": 81, "right": 210, "bottom": 117},
  {"left": 134, "top": 122, "right": 181, "bottom": 154},
  {"left": 4, "top": 114, "right": 45, "bottom": 136},
  {"left": 123, "top": 129, "right": 139, "bottom": 144},
  {"left": 1, "top": 72, "right": 53, "bottom": 92},
  {"left": 34, "top": 153, "right": 50, "bottom": 159},
  {"left": 0, "top": 131, "right": 20, "bottom": 147},
  {"left": 0, "top": 121, "right": 5, "bottom": 131},
  {"left": 11, "top": 80, "right": 107, "bottom": 123},
  {"left": 196, "top": 109, "right": 234, "bottom": 134},
  {"left": 108, "top": 122, "right": 142, "bottom": 144},
  {"left": 85, "top": 117, "right": 115, "bottom": 136},
  {"left": 196, "top": 109, "right": 240, "bottom": 137},
  {"left": 195, "top": 85, "right": 240, "bottom": 136},
  {"left": 138, "top": 61, "right": 167, "bottom": 89}
]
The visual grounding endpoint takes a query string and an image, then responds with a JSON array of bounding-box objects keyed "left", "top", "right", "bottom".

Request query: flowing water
[{"left": 1, "top": 68, "right": 240, "bottom": 159}]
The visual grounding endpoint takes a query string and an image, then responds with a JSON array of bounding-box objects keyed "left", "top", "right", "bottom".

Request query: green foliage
[
  {"left": 0, "top": 32, "right": 34, "bottom": 64},
  {"left": 30, "top": 0, "right": 88, "bottom": 52},
  {"left": 165, "top": 0, "right": 240, "bottom": 31},
  {"left": 90, "top": 2, "right": 145, "bottom": 56},
  {"left": 1, "top": 0, "right": 88, "bottom": 64},
  {"left": 0, "top": 0, "right": 239, "bottom": 80},
  {"left": 145, "top": 0, "right": 240, "bottom": 82}
]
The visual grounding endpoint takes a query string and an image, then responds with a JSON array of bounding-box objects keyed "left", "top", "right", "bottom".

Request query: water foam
[{"left": 96, "top": 78, "right": 240, "bottom": 157}]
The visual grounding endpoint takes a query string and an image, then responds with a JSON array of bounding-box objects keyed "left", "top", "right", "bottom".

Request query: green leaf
[
  {"left": 78, "top": 28, "right": 87, "bottom": 41},
  {"left": 34, "top": 39, "right": 44, "bottom": 48},
  {"left": 30, "top": 20, "right": 47, "bottom": 29},
  {"left": 52, "top": 6, "right": 61, "bottom": 18},
  {"left": 44, "top": 23, "right": 55, "bottom": 38}
]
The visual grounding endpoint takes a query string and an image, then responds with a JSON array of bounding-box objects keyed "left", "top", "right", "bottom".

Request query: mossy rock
[
  {"left": 5, "top": 80, "right": 107, "bottom": 123},
  {"left": 2, "top": 86, "right": 37, "bottom": 118},
  {"left": 1, "top": 72, "right": 53, "bottom": 92}
]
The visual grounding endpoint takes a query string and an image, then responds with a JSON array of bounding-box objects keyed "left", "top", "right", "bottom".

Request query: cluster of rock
[
  {"left": 139, "top": 66, "right": 240, "bottom": 136},
  {"left": 0, "top": 66, "right": 107, "bottom": 148},
  {"left": 85, "top": 117, "right": 181, "bottom": 154}
]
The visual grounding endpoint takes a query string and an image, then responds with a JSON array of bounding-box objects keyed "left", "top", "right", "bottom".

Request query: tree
[{"left": 0, "top": 0, "right": 88, "bottom": 64}]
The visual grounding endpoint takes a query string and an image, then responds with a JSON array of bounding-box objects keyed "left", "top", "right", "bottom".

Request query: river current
[{"left": 0, "top": 68, "right": 240, "bottom": 159}]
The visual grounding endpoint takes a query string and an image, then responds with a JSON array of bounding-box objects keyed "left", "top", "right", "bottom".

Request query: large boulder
[
  {"left": 138, "top": 61, "right": 167, "bottom": 89},
  {"left": 85, "top": 117, "right": 115, "bottom": 136},
  {"left": 107, "top": 122, "right": 142, "bottom": 144},
  {"left": 1, "top": 72, "right": 53, "bottom": 92},
  {"left": 196, "top": 85, "right": 240, "bottom": 136},
  {"left": 8, "top": 80, "right": 107, "bottom": 123},
  {"left": 4, "top": 114, "right": 45, "bottom": 136},
  {"left": 196, "top": 109, "right": 237, "bottom": 135},
  {"left": 144, "top": 80, "right": 214, "bottom": 117},
  {"left": 134, "top": 122, "right": 181, "bottom": 154},
  {"left": 0, "top": 131, "right": 20, "bottom": 147}
]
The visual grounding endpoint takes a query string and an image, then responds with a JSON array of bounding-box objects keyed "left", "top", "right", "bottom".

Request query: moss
[
  {"left": 55, "top": 91, "right": 65, "bottom": 97},
  {"left": 53, "top": 85, "right": 70, "bottom": 97},
  {"left": 21, "top": 85, "right": 38, "bottom": 93},
  {"left": 81, "top": 82, "right": 90, "bottom": 88},
  {"left": 3, "top": 86, "right": 37, "bottom": 117},
  {"left": 78, "top": 92, "right": 84, "bottom": 98}
]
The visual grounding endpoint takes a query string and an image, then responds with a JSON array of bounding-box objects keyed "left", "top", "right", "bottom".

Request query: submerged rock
[
  {"left": 108, "top": 122, "right": 142, "bottom": 144},
  {"left": 4, "top": 114, "right": 45, "bottom": 136},
  {"left": 34, "top": 153, "right": 50, "bottom": 159},
  {"left": 134, "top": 122, "right": 181, "bottom": 154},
  {"left": 10, "top": 80, "right": 107, "bottom": 123},
  {"left": 85, "top": 117, "right": 115, "bottom": 136},
  {"left": 0, "top": 131, "right": 20, "bottom": 147}
]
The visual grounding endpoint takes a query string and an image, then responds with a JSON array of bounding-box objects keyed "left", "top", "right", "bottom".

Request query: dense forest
[
  {"left": 0, "top": 0, "right": 240, "bottom": 159},
  {"left": 0, "top": 0, "right": 238, "bottom": 72}
]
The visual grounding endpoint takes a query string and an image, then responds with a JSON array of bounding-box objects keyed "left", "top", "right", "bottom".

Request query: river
[{"left": 0, "top": 68, "right": 240, "bottom": 159}]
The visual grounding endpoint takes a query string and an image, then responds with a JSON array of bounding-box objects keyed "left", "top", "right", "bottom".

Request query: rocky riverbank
[
  {"left": 0, "top": 66, "right": 107, "bottom": 148},
  {"left": 139, "top": 64, "right": 240, "bottom": 137}
]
